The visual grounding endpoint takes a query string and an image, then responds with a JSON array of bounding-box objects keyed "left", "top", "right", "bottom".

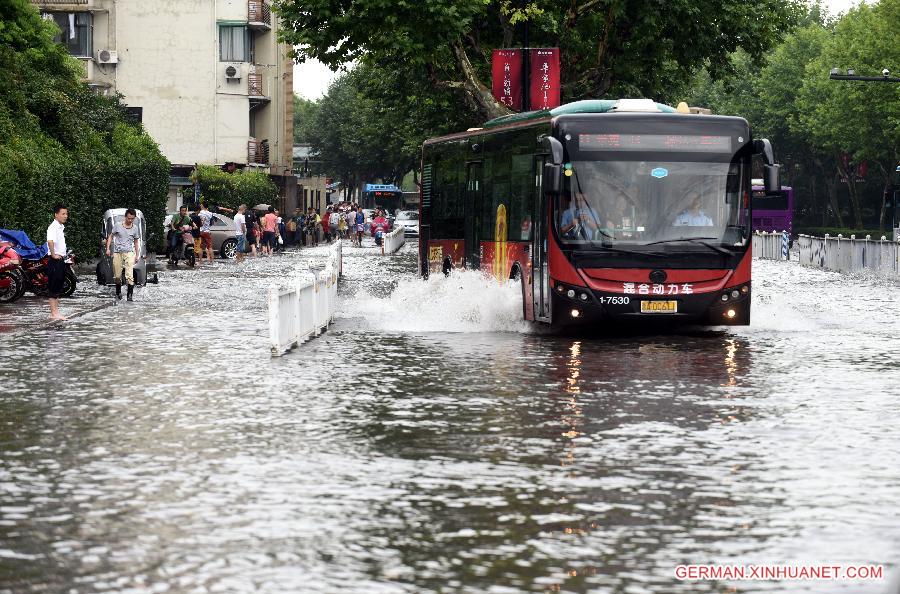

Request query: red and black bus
[{"left": 418, "top": 99, "right": 780, "bottom": 327}]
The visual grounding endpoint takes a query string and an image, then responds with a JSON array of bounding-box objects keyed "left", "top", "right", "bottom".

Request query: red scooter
[{"left": 0, "top": 244, "right": 24, "bottom": 303}]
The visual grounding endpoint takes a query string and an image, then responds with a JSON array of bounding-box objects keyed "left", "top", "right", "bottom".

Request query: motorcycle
[
  {"left": 169, "top": 225, "right": 196, "bottom": 267},
  {"left": 371, "top": 217, "right": 388, "bottom": 247},
  {"left": 0, "top": 229, "right": 76, "bottom": 298},
  {"left": 0, "top": 244, "right": 24, "bottom": 303},
  {"left": 20, "top": 251, "right": 78, "bottom": 297}
]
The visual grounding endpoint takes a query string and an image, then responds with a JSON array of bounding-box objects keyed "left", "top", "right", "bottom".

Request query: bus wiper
[
  {"left": 642, "top": 237, "right": 734, "bottom": 256},
  {"left": 573, "top": 245, "right": 667, "bottom": 259}
]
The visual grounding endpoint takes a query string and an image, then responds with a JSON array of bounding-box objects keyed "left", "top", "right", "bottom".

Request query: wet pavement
[{"left": 1, "top": 240, "right": 899, "bottom": 594}]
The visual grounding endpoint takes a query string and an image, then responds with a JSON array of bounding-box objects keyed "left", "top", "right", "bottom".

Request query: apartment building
[{"left": 32, "top": 0, "right": 296, "bottom": 211}]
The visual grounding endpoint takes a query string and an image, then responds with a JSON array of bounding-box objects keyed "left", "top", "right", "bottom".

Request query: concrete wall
[{"left": 113, "top": 0, "right": 219, "bottom": 165}]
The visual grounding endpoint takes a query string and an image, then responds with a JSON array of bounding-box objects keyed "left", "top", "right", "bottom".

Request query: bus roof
[{"left": 482, "top": 99, "right": 678, "bottom": 129}]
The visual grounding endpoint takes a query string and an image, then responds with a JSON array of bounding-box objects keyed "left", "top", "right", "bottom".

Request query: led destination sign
[{"left": 579, "top": 134, "right": 732, "bottom": 153}]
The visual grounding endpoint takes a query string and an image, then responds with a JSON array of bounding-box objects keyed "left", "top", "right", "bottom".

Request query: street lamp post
[{"left": 829, "top": 67, "right": 900, "bottom": 83}]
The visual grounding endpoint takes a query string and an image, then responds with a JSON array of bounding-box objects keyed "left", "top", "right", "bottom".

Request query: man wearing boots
[{"left": 105, "top": 208, "right": 141, "bottom": 301}]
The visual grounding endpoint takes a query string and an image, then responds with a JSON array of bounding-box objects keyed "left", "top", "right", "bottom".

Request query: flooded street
[{"left": 1, "top": 242, "right": 898, "bottom": 593}]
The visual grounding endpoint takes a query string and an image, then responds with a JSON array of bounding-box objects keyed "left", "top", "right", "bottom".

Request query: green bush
[{"left": 191, "top": 165, "right": 277, "bottom": 211}]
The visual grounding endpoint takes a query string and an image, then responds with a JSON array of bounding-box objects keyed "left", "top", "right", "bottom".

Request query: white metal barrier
[
  {"left": 752, "top": 230, "right": 790, "bottom": 260},
  {"left": 798, "top": 234, "right": 900, "bottom": 278},
  {"left": 382, "top": 226, "right": 406, "bottom": 255},
  {"left": 268, "top": 241, "right": 342, "bottom": 356}
]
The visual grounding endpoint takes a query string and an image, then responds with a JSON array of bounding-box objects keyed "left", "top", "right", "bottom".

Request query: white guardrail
[
  {"left": 382, "top": 226, "right": 405, "bottom": 255},
  {"left": 798, "top": 234, "right": 900, "bottom": 278},
  {"left": 753, "top": 230, "right": 790, "bottom": 260},
  {"left": 268, "top": 241, "right": 342, "bottom": 356}
]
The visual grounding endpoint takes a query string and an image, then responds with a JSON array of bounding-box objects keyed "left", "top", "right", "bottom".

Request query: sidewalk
[{"left": 0, "top": 280, "right": 112, "bottom": 334}]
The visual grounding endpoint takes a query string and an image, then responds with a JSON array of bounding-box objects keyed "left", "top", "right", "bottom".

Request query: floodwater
[{"left": 1, "top": 241, "right": 898, "bottom": 594}]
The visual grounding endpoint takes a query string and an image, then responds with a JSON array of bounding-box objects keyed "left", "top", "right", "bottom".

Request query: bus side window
[
  {"left": 510, "top": 153, "right": 532, "bottom": 241},
  {"left": 431, "top": 154, "right": 444, "bottom": 237}
]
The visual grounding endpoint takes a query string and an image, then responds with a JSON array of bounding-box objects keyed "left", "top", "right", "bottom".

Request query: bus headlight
[
  {"left": 726, "top": 309, "right": 736, "bottom": 319},
  {"left": 566, "top": 289, "right": 576, "bottom": 298},
  {"left": 571, "top": 309, "right": 581, "bottom": 318},
  {"left": 721, "top": 294, "right": 729, "bottom": 302},
  {"left": 730, "top": 290, "right": 740, "bottom": 299}
]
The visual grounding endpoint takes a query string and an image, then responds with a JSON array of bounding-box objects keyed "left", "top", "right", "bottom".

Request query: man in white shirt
[
  {"left": 233, "top": 204, "right": 247, "bottom": 263},
  {"left": 46, "top": 204, "right": 68, "bottom": 321}
]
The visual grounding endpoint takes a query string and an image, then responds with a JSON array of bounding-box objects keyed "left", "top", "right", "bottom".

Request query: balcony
[
  {"left": 248, "top": 71, "right": 270, "bottom": 107},
  {"left": 248, "top": 0, "right": 271, "bottom": 30},
  {"left": 248, "top": 138, "right": 270, "bottom": 166}
]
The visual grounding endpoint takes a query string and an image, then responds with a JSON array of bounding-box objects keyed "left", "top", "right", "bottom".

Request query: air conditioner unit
[
  {"left": 224, "top": 64, "right": 242, "bottom": 80},
  {"left": 96, "top": 49, "right": 118, "bottom": 64}
]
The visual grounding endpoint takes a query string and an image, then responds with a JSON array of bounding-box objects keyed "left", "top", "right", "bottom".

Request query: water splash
[{"left": 346, "top": 269, "right": 532, "bottom": 334}]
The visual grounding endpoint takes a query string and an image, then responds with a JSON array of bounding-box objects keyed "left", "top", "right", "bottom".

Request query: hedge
[{"left": 191, "top": 164, "right": 278, "bottom": 211}]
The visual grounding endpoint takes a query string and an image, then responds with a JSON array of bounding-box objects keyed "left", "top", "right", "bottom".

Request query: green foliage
[
  {"left": 798, "top": 1, "right": 900, "bottom": 166},
  {"left": 304, "top": 61, "right": 478, "bottom": 186},
  {"left": 686, "top": 0, "right": 899, "bottom": 230},
  {"left": 0, "top": 0, "right": 170, "bottom": 254},
  {"left": 275, "top": 0, "right": 801, "bottom": 119},
  {"left": 293, "top": 95, "right": 320, "bottom": 144},
  {"left": 191, "top": 165, "right": 278, "bottom": 210}
]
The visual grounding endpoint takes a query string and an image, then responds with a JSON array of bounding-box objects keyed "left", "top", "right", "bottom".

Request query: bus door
[
  {"left": 465, "top": 162, "right": 482, "bottom": 269},
  {"left": 532, "top": 156, "right": 551, "bottom": 322}
]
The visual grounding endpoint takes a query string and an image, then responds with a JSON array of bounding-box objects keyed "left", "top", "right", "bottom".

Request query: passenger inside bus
[
  {"left": 602, "top": 194, "right": 635, "bottom": 237},
  {"left": 673, "top": 193, "right": 714, "bottom": 227}
]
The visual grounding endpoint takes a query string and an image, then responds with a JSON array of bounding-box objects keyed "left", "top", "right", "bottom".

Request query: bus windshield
[{"left": 556, "top": 159, "right": 748, "bottom": 248}]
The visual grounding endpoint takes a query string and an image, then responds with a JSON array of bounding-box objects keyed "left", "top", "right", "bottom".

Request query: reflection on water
[{"left": 0, "top": 250, "right": 898, "bottom": 593}]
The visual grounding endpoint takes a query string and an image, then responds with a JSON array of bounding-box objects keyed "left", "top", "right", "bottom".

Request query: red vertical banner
[
  {"left": 491, "top": 49, "right": 523, "bottom": 111},
  {"left": 529, "top": 48, "right": 561, "bottom": 110}
]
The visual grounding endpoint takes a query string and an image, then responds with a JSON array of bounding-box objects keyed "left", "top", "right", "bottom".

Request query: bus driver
[
  {"left": 674, "top": 193, "right": 714, "bottom": 227},
  {"left": 560, "top": 192, "right": 600, "bottom": 239}
]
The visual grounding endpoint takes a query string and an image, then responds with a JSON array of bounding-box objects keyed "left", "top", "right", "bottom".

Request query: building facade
[{"left": 32, "top": 0, "right": 295, "bottom": 212}]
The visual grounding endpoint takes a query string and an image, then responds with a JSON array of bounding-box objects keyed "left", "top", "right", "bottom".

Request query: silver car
[
  {"left": 163, "top": 211, "right": 239, "bottom": 259},
  {"left": 393, "top": 210, "right": 419, "bottom": 236}
]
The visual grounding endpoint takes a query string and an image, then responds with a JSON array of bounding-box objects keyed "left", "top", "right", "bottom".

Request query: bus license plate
[{"left": 640, "top": 300, "right": 678, "bottom": 314}]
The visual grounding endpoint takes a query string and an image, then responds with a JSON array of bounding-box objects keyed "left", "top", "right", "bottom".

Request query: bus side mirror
[
  {"left": 754, "top": 138, "right": 781, "bottom": 193},
  {"left": 764, "top": 164, "right": 781, "bottom": 194},
  {"left": 543, "top": 164, "right": 562, "bottom": 194}
]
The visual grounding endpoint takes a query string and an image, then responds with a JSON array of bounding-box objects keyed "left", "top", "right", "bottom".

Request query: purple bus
[{"left": 752, "top": 185, "right": 793, "bottom": 234}]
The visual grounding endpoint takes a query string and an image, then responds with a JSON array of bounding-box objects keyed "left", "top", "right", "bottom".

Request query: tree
[
  {"left": 293, "top": 95, "right": 320, "bottom": 144},
  {"left": 304, "top": 61, "right": 477, "bottom": 188},
  {"left": 798, "top": 0, "right": 900, "bottom": 229},
  {"left": 685, "top": 0, "right": 900, "bottom": 231},
  {"left": 275, "top": 0, "right": 801, "bottom": 121}
]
